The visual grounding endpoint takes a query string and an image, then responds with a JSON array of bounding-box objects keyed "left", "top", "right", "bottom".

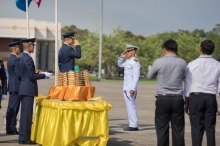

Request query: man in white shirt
[{"left": 184, "top": 40, "right": 220, "bottom": 146}]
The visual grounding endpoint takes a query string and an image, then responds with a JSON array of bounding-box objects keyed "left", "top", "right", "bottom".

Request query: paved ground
[{"left": 0, "top": 79, "right": 220, "bottom": 146}]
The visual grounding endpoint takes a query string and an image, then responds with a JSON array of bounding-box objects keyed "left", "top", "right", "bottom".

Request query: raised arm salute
[{"left": 58, "top": 32, "right": 81, "bottom": 72}]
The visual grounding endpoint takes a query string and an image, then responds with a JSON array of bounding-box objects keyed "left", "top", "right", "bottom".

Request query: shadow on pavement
[
  {"left": 109, "top": 129, "right": 126, "bottom": 135},
  {"left": 109, "top": 118, "right": 125, "bottom": 121},
  {"left": 107, "top": 137, "right": 135, "bottom": 146},
  {"left": 0, "top": 133, "right": 12, "bottom": 137},
  {"left": 110, "top": 124, "right": 156, "bottom": 131},
  {"left": 0, "top": 139, "right": 18, "bottom": 144}
]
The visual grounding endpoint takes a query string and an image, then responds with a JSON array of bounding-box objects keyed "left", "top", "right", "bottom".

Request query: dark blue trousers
[
  {"left": 6, "top": 92, "right": 21, "bottom": 132},
  {"left": 19, "top": 96, "right": 34, "bottom": 142}
]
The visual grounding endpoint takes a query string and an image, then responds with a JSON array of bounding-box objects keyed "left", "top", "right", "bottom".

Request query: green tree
[
  {"left": 60, "top": 23, "right": 219, "bottom": 78},
  {"left": 207, "top": 24, "right": 220, "bottom": 59}
]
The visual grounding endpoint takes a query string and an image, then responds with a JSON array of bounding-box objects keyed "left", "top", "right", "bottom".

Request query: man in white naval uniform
[{"left": 118, "top": 44, "right": 141, "bottom": 131}]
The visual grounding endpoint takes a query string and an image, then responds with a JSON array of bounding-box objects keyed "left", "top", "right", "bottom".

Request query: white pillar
[
  {"left": 30, "top": 41, "right": 37, "bottom": 66},
  {"left": 48, "top": 41, "right": 54, "bottom": 72},
  {"left": 40, "top": 42, "right": 47, "bottom": 71},
  {"left": 34, "top": 40, "right": 39, "bottom": 69}
]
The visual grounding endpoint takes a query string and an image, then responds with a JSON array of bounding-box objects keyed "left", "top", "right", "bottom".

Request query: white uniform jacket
[{"left": 118, "top": 57, "right": 141, "bottom": 91}]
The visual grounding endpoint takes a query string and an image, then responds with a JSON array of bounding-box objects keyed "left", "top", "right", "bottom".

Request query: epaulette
[{"left": 134, "top": 59, "right": 138, "bottom": 62}]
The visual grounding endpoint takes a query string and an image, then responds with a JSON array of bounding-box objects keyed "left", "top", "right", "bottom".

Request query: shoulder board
[{"left": 134, "top": 59, "right": 138, "bottom": 62}]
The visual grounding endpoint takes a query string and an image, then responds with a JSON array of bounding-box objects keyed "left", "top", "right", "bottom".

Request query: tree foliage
[{"left": 61, "top": 24, "right": 220, "bottom": 78}]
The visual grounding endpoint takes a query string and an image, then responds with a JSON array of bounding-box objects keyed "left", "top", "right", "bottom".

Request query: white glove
[
  {"left": 2, "top": 94, "right": 7, "bottom": 100},
  {"left": 45, "top": 72, "right": 52, "bottom": 78},
  {"left": 40, "top": 72, "right": 52, "bottom": 78}
]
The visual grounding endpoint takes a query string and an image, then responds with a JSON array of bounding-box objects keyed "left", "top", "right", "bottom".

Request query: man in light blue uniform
[{"left": 118, "top": 44, "right": 141, "bottom": 131}]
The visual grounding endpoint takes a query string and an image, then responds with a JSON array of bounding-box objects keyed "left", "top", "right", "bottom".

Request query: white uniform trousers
[{"left": 123, "top": 90, "right": 138, "bottom": 128}]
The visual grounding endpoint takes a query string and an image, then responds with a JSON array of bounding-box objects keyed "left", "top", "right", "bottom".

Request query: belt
[
  {"left": 157, "top": 94, "right": 182, "bottom": 97},
  {"left": 190, "top": 92, "right": 215, "bottom": 96}
]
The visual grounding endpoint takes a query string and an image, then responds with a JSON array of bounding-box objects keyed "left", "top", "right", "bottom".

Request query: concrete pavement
[{"left": 0, "top": 79, "right": 220, "bottom": 146}]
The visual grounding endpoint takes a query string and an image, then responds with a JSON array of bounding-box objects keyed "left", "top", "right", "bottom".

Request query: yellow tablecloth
[
  {"left": 49, "top": 86, "right": 95, "bottom": 101},
  {"left": 31, "top": 99, "right": 112, "bottom": 146}
]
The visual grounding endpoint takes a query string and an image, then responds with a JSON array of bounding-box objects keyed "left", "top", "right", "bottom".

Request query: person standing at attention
[
  {"left": 58, "top": 32, "right": 81, "bottom": 72},
  {"left": 18, "top": 38, "right": 51, "bottom": 144},
  {"left": 118, "top": 44, "right": 141, "bottom": 131},
  {"left": 0, "top": 57, "right": 7, "bottom": 109},
  {"left": 6, "top": 41, "right": 22, "bottom": 135},
  {"left": 147, "top": 39, "right": 186, "bottom": 146},
  {"left": 184, "top": 40, "right": 220, "bottom": 146}
]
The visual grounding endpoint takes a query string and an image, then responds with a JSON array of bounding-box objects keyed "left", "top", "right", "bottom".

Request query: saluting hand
[
  {"left": 130, "top": 90, "right": 135, "bottom": 98},
  {"left": 74, "top": 39, "right": 80, "bottom": 46},
  {"left": 120, "top": 50, "right": 127, "bottom": 58}
]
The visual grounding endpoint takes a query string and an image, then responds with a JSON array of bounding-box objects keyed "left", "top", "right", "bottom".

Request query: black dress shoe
[
  {"left": 19, "top": 141, "right": 37, "bottom": 145},
  {"left": 123, "top": 127, "right": 139, "bottom": 131},
  {"left": 6, "top": 131, "right": 19, "bottom": 135}
]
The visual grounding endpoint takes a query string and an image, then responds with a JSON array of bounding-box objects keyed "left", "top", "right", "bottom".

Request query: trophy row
[{"left": 55, "top": 70, "right": 91, "bottom": 86}]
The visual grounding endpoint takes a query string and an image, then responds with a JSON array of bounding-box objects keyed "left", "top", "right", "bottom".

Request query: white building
[{"left": 0, "top": 18, "right": 62, "bottom": 72}]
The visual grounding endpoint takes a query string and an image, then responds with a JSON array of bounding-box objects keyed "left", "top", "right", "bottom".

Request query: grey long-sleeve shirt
[{"left": 147, "top": 54, "right": 187, "bottom": 94}]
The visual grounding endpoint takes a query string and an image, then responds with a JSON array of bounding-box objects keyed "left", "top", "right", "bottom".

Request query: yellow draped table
[
  {"left": 49, "top": 86, "right": 95, "bottom": 101},
  {"left": 31, "top": 98, "right": 112, "bottom": 146}
]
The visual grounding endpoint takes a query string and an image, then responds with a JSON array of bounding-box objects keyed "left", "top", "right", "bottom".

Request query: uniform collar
[
  {"left": 23, "top": 51, "right": 31, "bottom": 57},
  {"left": 11, "top": 53, "right": 18, "bottom": 58},
  {"left": 129, "top": 57, "right": 136, "bottom": 60},
  {"left": 64, "top": 42, "right": 70, "bottom": 46},
  {"left": 199, "top": 55, "right": 212, "bottom": 58},
  {"left": 164, "top": 54, "right": 177, "bottom": 57}
]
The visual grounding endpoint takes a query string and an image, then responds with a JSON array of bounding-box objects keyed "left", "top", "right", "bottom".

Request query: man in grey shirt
[{"left": 147, "top": 39, "right": 187, "bottom": 146}]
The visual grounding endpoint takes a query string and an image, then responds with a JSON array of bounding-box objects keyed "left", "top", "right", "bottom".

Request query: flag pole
[
  {"left": 98, "top": 0, "right": 103, "bottom": 79},
  {"left": 55, "top": 0, "right": 58, "bottom": 84},
  {"left": 26, "top": 0, "right": 30, "bottom": 38}
]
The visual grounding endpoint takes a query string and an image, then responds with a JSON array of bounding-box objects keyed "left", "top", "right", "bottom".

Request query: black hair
[
  {"left": 162, "top": 39, "right": 178, "bottom": 53},
  {"left": 200, "top": 40, "right": 215, "bottom": 55}
]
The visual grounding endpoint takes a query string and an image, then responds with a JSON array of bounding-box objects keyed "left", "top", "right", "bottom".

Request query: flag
[
  {"left": 15, "top": 0, "right": 42, "bottom": 12},
  {"left": 32, "top": 0, "right": 42, "bottom": 8},
  {"left": 15, "top": 0, "right": 32, "bottom": 12}
]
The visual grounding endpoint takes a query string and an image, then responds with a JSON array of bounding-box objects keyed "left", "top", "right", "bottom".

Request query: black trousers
[
  {"left": 6, "top": 92, "right": 21, "bottom": 132},
  {"left": 155, "top": 96, "right": 185, "bottom": 146},
  {"left": 189, "top": 93, "right": 217, "bottom": 146},
  {"left": 19, "top": 96, "right": 34, "bottom": 142}
]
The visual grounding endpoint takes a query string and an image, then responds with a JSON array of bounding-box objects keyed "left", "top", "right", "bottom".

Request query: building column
[
  {"left": 48, "top": 41, "right": 54, "bottom": 72},
  {"left": 40, "top": 41, "right": 47, "bottom": 71},
  {"left": 34, "top": 40, "right": 39, "bottom": 69},
  {"left": 30, "top": 40, "right": 37, "bottom": 67}
]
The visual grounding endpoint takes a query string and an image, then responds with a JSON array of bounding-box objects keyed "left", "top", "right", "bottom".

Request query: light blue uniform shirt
[
  {"left": 118, "top": 57, "right": 141, "bottom": 91},
  {"left": 184, "top": 55, "right": 220, "bottom": 97}
]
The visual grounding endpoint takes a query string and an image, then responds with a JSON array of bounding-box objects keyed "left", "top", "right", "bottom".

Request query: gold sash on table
[{"left": 48, "top": 86, "right": 95, "bottom": 101}]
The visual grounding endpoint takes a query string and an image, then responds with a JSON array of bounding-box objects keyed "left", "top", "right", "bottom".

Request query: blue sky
[{"left": 0, "top": 0, "right": 219, "bottom": 37}]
